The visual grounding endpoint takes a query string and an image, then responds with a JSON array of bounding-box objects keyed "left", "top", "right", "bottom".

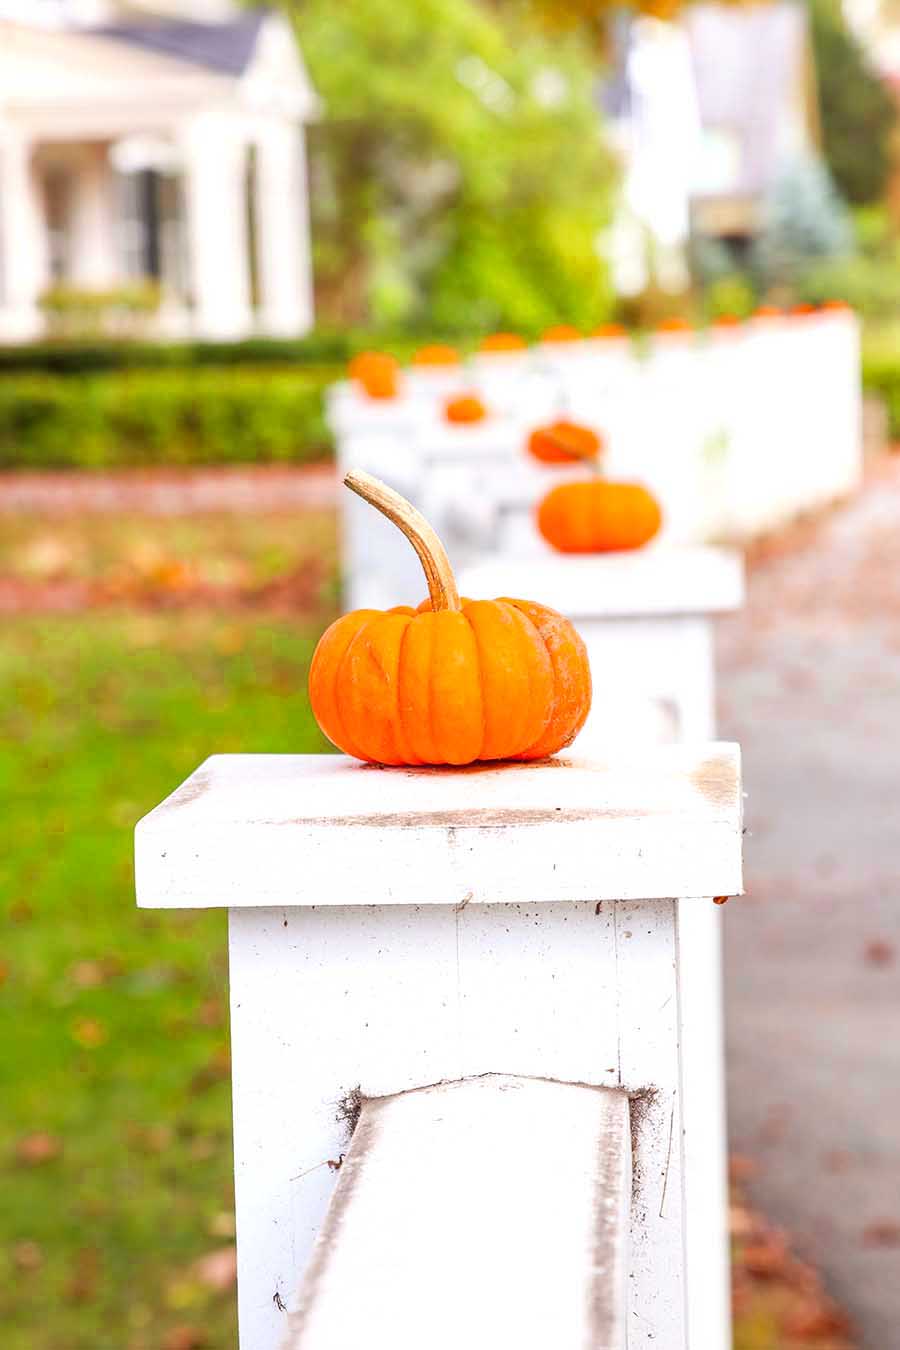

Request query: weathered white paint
[
  {"left": 135, "top": 744, "right": 743, "bottom": 911},
  {"left": 136, "top": 747, "right": 743, "bottom": 1350},
  {"left": 331, "top": 312, "right": 861, "bottom": 610},
  {"left": 459, "top": 547, "right": 742, "bottom": 1349},
  {"left": 283, "top": 1076, "right": 632, "bottom": 1350},
  {"left": 459, "top": 548, "right": 744, "bottom": 749}
]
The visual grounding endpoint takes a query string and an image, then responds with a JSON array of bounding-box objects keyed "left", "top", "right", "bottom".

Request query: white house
[
  {"left": 603, "top": 4, "right": 818, "bottom": 295},
  {"left": 0, "top": 0, "right": 318, "bottom": 341}
]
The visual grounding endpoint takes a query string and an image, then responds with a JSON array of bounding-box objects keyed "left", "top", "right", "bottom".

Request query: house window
[
  {"left": 114, "top": 167, "right": 187, "bottom": 297},
  {"left": 43, "top": 165, "right": 74, "bottom": 281}
]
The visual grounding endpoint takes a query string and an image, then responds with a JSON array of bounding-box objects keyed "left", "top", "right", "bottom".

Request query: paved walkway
[{"left": 718, "top": 457, "right": 900, "bottom": 1349}]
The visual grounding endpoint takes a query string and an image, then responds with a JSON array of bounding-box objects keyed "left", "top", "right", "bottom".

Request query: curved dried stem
[
  {"left": 543, "top": 430, "right": 604, "bottom": 474},
  {"left": 344, "top": 469, "right": 461, "bottom": 612}
]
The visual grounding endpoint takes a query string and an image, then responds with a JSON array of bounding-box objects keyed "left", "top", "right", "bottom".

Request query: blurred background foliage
[{"left": 295, "top": 0, "right": 617, "bottom": 332}]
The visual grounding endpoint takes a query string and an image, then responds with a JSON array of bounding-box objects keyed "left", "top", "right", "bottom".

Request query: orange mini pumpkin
[
  {"left": 349, "top": 350, "right": 399, "bottom": 400},
  {"left": 656, "top": 316, "right": 692, "bottom": 334},
  {"left": 527, "top": 420, "right": 603, "bottom": 465},
  {"left": 412, "top": 343, "right": 461, "bottom": 366},
  {"left": 541, "top": 324, "right": 582, "bottom": 344},
  {"left": 444, "top": 393, "right": 487, "bottom": 424},
  {"left": 479, "top": 332, "right": 527, "bottom": 352},
  {"left": 590, "top": 322, "right": 627, "bottom": 339},
  {"left": 309, "top": 471, "right": 592, "bottom": 766},
  {"left": 537, "top": 480, "right": 662, "bottom": 554}
]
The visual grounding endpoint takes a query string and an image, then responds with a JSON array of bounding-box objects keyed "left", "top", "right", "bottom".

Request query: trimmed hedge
[
  {"left": 0, "top": 330, "right": 463, "bottom": 377},
  {"left": 0, "top": 366, "right": 335, "bottom": 469},
  {"left": 862, "top": 344, "right": 900, "bottom": 440}
]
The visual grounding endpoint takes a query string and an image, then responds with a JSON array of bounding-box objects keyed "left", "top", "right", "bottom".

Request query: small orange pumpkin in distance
[
  {"left": 309, "top": 471, "right": 592, "bottom": 766},
  {"left": 444, "top": 393, "right": 487, "bottom": 424},
  {"left": 542, "top": 324, "right": 582, "bottom": 344},
  {"left": 537, "top": 480, "right": 662, "bottom": 555},
  {"left": 349, "top": 350, "right": 399, "bottom": 400},
  {"left": 528, "top": 419, "right": 603, "bottom": 465},
  {"left": 412, "top": 343, "right": 461, "bottom": 366},
  {"left": 656, "top": 316, "right": 692, "bottom": 334},
  {"left": 479, "top": 332, "right": 527, "bottom": 353},
  {"left": 590, "top": 322, "right": 627, "bottom": 339}
]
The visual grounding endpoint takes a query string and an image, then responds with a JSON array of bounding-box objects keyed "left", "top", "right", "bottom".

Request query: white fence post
[
  {"left": 460, "top": 545, "right": 744, "bottom": 1350},
  {"left": 135, "top": 745, "right": 743, "bottom": 1350}
]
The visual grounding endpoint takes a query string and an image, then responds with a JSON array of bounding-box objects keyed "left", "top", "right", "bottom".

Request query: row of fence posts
[{"left": 134, "top": 313, "right": 859, "bottom": 1348}]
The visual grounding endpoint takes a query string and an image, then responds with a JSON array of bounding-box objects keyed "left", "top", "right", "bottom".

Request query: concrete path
[{"left": 718, "top": 458, "right": 900, "bottom": 1348}]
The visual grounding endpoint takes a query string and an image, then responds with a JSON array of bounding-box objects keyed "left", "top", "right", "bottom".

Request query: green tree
[
  {"left": 754, "top": 154, "right": 854, "bottom": 288},
  {"left": 287, "top": 0, "right": 617, "bottom": 332},
  {"left": 809, "top": 0, "right": 897, "bottom": 206}
]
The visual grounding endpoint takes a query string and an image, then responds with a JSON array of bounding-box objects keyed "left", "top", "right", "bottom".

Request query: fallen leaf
[
  {"left": 864, "top": 939, "right": 895, "bottom": 967},
  {"left": 862, "top": 1219, "right": 900, "bottom": 1248},
  {"left": 729, "top": 1153, "right": 758, "bottom": 1183},
  {"left": 71, "top": 1017, "right": 107, "bottom": 1049},
  {"left": 207, "top": 1211, "right": 236, "bottom": 1239},
  {"left": 740, "top": 1233, "right": 790, "bottom": 1278},
  {"left": 163, "top": 1327, "right": 207, "bottom": 1350},
  {"left": 191, "top": 1246, "right": 237, "bottom": 1293},
  {"left": 16, "top": 1132, "right": 61, "bottom": 1166},
  {"left": 66, "top": 1246, "right": 101, "bottom": 1303},
  {"left": 13, "top": 1241, "right": 43, "bottom": 1271}
]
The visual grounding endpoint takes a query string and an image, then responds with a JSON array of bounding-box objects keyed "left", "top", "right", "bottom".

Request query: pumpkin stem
[
  {"left": 344, "top": 469, "right": 462, "bottom": 612},
  {"left": 544, "top": 431, "right": 604, "bottom": 475}
]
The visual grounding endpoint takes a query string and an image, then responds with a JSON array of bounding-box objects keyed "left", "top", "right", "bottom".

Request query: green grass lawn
[
  {"left": 1, "top": 609, "right": 331, "bottom": 1350},
  {"left": 0, "top": 504, "right": 852, "bottom": 1349}
]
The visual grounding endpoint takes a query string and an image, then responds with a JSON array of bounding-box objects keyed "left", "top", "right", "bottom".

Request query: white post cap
[
  {"left": 135, "top": 746, "right": 742, "bottom": 910},
  {"left": 459, "top": 546, "right": 745, "bottom": 619}
]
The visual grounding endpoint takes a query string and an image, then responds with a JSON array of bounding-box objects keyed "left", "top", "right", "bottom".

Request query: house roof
[{"left": 92, "top": 10, "right": 267, "bottom": 76}]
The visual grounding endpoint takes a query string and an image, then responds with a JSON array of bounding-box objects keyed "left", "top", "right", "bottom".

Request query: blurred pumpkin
[
  {"left": 790, "top": 303, "right": 816, "bottom": 316},
  {"left": 309, "top": 471, "right": 592, "bottom": 766},
  {"left": 412, "top": 343, "right": 461, "bottom": 366},
  {"left": 753, "top": 305, "right": 783, "bottom": 319},
  {"left": 713, "top": 313, "right": 742, "bottom": 329},
  {"left": 349, "top": 350, "right": 400, "bottom": 400},
  {"left": 542, "top": 324, "right": 582, "bottom": 343},
  {"left": 656, "top": 317, "right": 692, "bottom": 334},
  {"left": 537, "top": 480, "right": 662, "bottom": 554},
  {"left": 479, "top": 332, "right": 527, "bottom": 352},
  {"left": 527, "top": 419, "right": 603, "bottom": 465},
  {"left": 590, "top": 322, "right": 627, "bottom": 339},
  {"left": 444, "top": 393, "right": 487, "bottom": 424}
]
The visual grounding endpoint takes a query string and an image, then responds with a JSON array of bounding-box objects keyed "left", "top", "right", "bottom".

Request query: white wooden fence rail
[
  {"left": 135, "top": 744, "right": 743, "bottom": 1350},
  {"left": 332, "top": 307, "right": 861, "bottom": 612},
  {"left": 284, "top": 1075, "right": 632, "bottom": 1350}
]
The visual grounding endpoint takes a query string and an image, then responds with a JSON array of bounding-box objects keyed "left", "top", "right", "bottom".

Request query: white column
[
  {"left": 181, "top": 116, "right": 253, "bottom": 340},
  {"left": 68, "top": 144, "right": 117, "bottom": 289},
  {"left": 0, "top": 129, "right": 47, "bottom": 340},
  {"left": 254, "top": 119, "right": 314, "bottom": 337},
  {"left": 458, "top": 548, "right": 745, "bottom": 1350},
  {"left": 135, "top": 745, "right": 743, "bottom": 1350}
]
